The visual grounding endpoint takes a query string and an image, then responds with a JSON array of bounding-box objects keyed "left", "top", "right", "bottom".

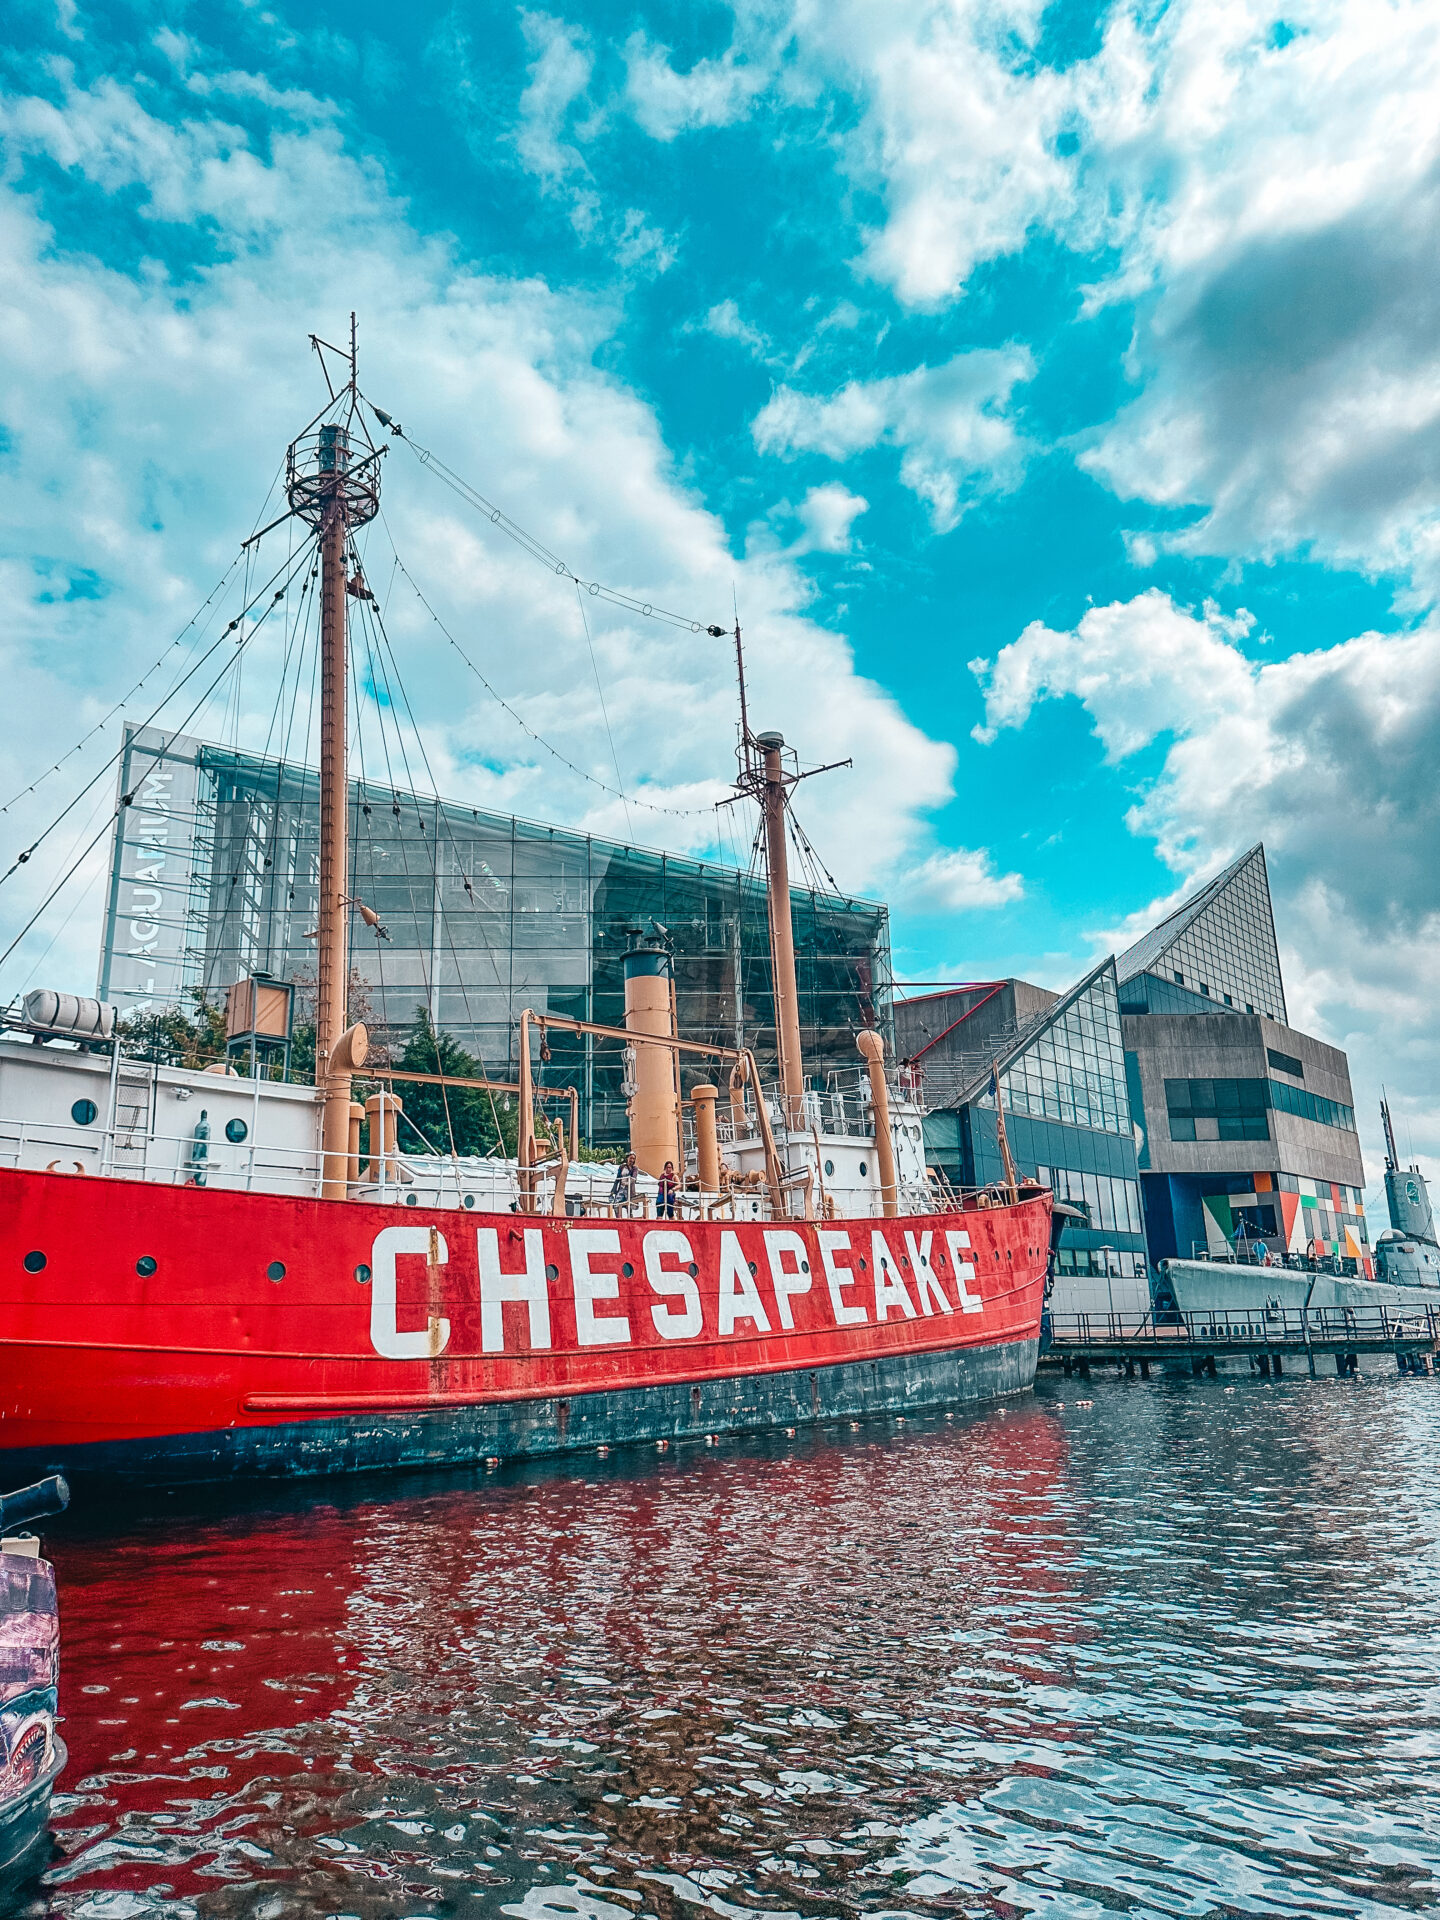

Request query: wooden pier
[{"left": 1040, "top": 1304, "right": 1440, "bottom": 1379}]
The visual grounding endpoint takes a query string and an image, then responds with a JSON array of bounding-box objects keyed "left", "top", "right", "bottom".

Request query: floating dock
[{"left": 1041, "top": 1303, "right": 1440, "bottom": 1378}]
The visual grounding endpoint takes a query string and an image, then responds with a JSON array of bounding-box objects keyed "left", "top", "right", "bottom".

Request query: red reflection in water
[{"left": 41, "top": 1404, "right": 1074, "bottom": 1908}]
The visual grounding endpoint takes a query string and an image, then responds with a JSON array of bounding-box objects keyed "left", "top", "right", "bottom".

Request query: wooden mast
[
  {"left": 316, "top": 460, "right": 351, "bottom": 1196},
  {"left": 756, "top": 730, "right": 805, "bottom": 1130},
  {"left": 721, "top": 621, "right": 851, "bottom": 1137},
  {"left": 286, "top": 316, "right": 379, "bottom": 1198}
]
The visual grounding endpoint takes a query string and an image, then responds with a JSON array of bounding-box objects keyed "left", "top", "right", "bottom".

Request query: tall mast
[
  {"left": 721, "top": 621, "right": 850, "bottom": 1134},
  {"left": 756, "top": 730, "right": 804, "bottom": 1129},
  {"left": 285, "top": 317, "right": 381, "bottom": 1197}
]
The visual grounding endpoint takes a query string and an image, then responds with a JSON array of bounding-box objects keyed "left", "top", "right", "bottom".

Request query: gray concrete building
[{"left": 1117, "top": 846, "right": 1369, "bottom": 1268}]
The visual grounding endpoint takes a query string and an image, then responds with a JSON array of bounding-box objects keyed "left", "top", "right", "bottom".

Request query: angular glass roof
[{"left": 1115, "top": 844, "right": 1286, "bottom": 1024}]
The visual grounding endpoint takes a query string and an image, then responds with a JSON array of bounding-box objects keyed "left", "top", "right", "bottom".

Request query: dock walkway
[{"left": 1041, "top": 1304, "right": 1440, "bottom": 1378}]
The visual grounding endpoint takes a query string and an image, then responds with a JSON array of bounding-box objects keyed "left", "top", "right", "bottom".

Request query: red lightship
[{"left": 0, "top": 329, "right": 1051, "bottom": 1484}]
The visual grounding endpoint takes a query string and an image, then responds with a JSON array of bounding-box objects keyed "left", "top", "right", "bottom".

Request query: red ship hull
[{"left": 0, "top": 1168, "right": 1047, "bottom": 1482}]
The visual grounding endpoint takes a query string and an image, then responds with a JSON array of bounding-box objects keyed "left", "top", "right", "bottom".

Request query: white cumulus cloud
[
  {"left": 973, "top": 590, "right": 1440, "bottom": 1188},
  {"left": 900, "top": 847, "right": 1025, "bottom": 912},
  {"left": 751, "top": 348, "right": 1033, "bottom": 530},
  {"left": 0, "top": 59, "right": 956, "bottom": 997}
]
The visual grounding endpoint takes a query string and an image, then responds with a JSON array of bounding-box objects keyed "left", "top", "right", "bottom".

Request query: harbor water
[{"left": 16, "top": 1369, "right": 1440, "bottom": 1918}]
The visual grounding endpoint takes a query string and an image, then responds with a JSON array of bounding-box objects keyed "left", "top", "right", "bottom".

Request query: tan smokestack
[
  {"left": 691, "top": 1083, "right": 720, "bottom": 1191},
  {"left": 624, "top": 933, "right": 680, "bottom": 1178}
]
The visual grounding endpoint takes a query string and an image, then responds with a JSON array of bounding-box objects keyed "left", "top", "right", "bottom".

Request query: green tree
[
  {"left": 380, "top": 1008, "right": 518, "bottom": 1159},
  {"left": 116, "top": 990, "right": 227, "bottom": 1069}
]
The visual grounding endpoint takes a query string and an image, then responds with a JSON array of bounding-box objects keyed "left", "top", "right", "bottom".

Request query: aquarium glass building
[
  {"left": 99, "top": 726, "right": 892, "bottom": 1146},
  {"left": 1117, "top": 845, "right": 1369, "bottom": 1269},
  {"left": 897, "top": 961, "right": 1149, "bottom": 1293}
]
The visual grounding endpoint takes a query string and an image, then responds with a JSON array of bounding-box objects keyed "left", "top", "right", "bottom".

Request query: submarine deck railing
[{"left": 1042, "top": 1303, "right": 1440, "bottom": 1366}]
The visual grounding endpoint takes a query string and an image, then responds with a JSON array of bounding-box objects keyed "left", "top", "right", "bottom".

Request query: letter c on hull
[{"left": 370, "top": 1224, "right": 452, "bottom": 1359}]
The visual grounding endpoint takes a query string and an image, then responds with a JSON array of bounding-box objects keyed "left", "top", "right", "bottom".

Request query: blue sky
[{"left": 2, "top": 0, "right": 1439, "bottom": 1187}]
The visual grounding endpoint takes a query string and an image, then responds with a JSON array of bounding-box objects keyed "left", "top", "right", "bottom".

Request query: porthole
[
  {"left": 687, "top": 1262, "right": 699, "bottom": 1278},
  {"left": 22, "top": 1251, "right": 45, "bottom": 1274},
  {"left": 225, "top": 1118, "right": 248, "bottom": 1144},
  {"left": 801, "top": 1261, "right": 810, "bottom": 1274},
  {"left": 858, "top": 1256, "right": 868, "bottom": 1271},
  {"left": 136, "top": 1256, "right": 157, "bottom": 1278},
  {"left": 463, "top": 1194, "right": 476, "bottom": 1209},
  {"left": 622, "top": 1262, "right": 635, "bottom": 1278},
  {"left": 748, "top": 1261, "right": 758, "bottom": 1276},
  {"left": 823, "top": 1159, "right": 835, "bottom": 1178},
  {"left": 71, "top": 1099, "right": 98, "bottom": 1127},
  {"left": 545, "top": 1263, "right": 560, "bottom": 1281},
  {"left": 354, "top": 1264, "right": 372, "bottom": 1285},
  {"left": 404, "top": 1192, "right": 418, "bottom": 1206},
  {"left": 859, "top": 1161, "right": 868, "bottom": 1177},
  {"left": 266, "top": 1261, "right": 286, "bottom": 1282}
]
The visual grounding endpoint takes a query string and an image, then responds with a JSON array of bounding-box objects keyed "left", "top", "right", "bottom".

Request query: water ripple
[{"left": 12, "top": 1372, "right": 1440, "bottom": 1917}]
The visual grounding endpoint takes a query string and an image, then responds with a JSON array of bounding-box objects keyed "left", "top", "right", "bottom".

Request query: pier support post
[
  {"left": 1140, "top": 1359, "right": 1151, "bottom": 1379},
  {"left": 1308, "top": 1350, "right": 1316, "bottom": 1377},
  {"left": 1273, "top": 1353, "right": 1284, "bottom": 1376},
  {"left": 1336, "top": 1353, "right": 1347, "bottom": 1376},
  {"left": 1125, "top": 1359, "right": 1135, "bottom": 1378},
  {"left": 1205, "top": 1356, "right": 1217, "bottom": 1377},
  {"left": 1259, "top": 1354, "right": 1271, "bottom": 1377}
]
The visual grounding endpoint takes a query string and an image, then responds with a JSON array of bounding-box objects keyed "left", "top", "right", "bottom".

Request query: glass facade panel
[
  {"left": 99, "top": 727, "right": 892, "bottom": 1146},
  {"left": 994, "top": 963, "right": 1129, "bottom": 1136},
  {"left": 1116, "top": 846, "right": 1286, "bottom": 1023},
  {"left": 1268, "top": 1079, "right": 1355, "bottom": 1131},
  {"left": 1164, "top": 1076, "right": 1353, "bottom": 1139},
  {"left": 1039, "top": 1164, "right": 1143, "bottom": 1235}
]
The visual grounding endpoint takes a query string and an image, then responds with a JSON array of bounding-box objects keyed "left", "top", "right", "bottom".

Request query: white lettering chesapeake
[
  {"left": 945, "top": 1229, "right": 983, "bottom": 1314},
  {"left": 904, "top": 1230, "right": 951, "bottom": 1315},
  {"left": 644, "top": 1228, "right": 702, "bottom": 1339},
  {"left": 476, "top": 1227, "right": 551, "bottom": 1353},
  {"left": 570, "top": 1229, "right": 632, "bottom": 1345},
  {"left": 718, "top": 1231, "right": 771, "bottom": 1335},
  {"left": 763, "top": 1229, "right": 811, "bottom": 1330},
  {"left": 817, "top": 1229, "right": 867, "bottom": 1326},
  {"left": 871, "top": 1230, "right": 917, "bottom": 1320},
  {"left": 370, "top": 1225, "right": 452, "bottom": 1359}
]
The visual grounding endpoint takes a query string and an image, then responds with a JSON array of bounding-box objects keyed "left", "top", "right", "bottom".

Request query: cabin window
[
  {"left": 225, "top": 1118, "right": 248, "bottom": 1144},
  {"left": 267, "top": 1261, "right": 286, "bottom": 1282},
  {"left": 136, "top": 1256, "right": 157, "bottom": 1277},
  {"left": 22, "top": 1251, "right": 45, "bottom": 1273},
  {"left": 71, "top": 1099, "right": 98, "bottom": 1126},
  {"left": 354, "top": 1264, "right": 372, "bottom": 1285}
]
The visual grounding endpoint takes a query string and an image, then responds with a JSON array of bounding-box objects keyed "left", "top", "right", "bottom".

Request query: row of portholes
[
  {"left": 68, "top": 1099, "right": 249, "bottom": 1144},
  {"left": 821, "top": 1160, "right": 870, "bottom": 1178},
  {"left": 404, "top": 1193, "right": 481, "bottom": 1208},
  {"left": 21, "top": 1250, "right": 288, "bottom": 1281}
]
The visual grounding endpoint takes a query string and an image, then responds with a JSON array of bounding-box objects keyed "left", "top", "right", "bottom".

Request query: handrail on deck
[{"left": 1046, "top": 1303, "right": 1440, "bottom": 1347}]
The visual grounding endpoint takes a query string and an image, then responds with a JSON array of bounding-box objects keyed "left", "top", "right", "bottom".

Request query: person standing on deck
[
  {"left": 610, "top": 1153, "right": 639, "bottom": 1212},
  {"left": 657, "top": 1161, "right": 679, "bottom": 1219}
]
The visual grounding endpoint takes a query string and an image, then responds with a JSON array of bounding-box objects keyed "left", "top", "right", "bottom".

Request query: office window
[
  {"left": 1268, "top": 1079, "right": 1355, "bottom": 1132},
  {"left": 1267, "top": 1048, "right": 1304, "bottom": 1080},
  {"left": 1165, "top": 1078, "right": 1270, "bottom": 1142}
]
